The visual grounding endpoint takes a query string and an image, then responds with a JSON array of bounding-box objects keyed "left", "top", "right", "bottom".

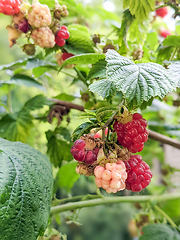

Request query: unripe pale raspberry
[
  {"left": 94, "top": 161, "right": 127, "bottom": 193},
  {"left": 124, "top": 155, "right": 153, "bottom": 192},
  {"left": 31, "top": 27, "right": 55, "bottom": 48},
  {"left": 27, "top": 3, "right": 51, "bottom": 28}
]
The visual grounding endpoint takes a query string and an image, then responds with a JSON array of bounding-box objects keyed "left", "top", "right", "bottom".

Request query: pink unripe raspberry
[
  {"left": 94, "top": 161, "right": 127, "bottom": 193},
  {"left": 27, "top": 3, "right": 52, "bottom": 28},
  {"left": 124, "top": 155, "right": 153, "bottom": 192},
  {"left": 74, "top": 139, "right": 86, "bottom": 150},
  {"left": 31, "top": 27, "right": 55, "bottom": 48}
]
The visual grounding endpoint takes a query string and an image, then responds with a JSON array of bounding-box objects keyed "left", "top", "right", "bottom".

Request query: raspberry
[
  {"left": 57, "top": 29, "right": 70, "bottom": 39},
  {"left": 54, "top": 4, "right": 69, "bottom": 19},
  {"left": 55, "top": 36, "right": 65, "bottom": 47},
  {"left": 0, "top": 0, "right": 20, "bottom": 15},
  {"left": 155, "top": 7, "right": 168, "bottom": 18},
  {"left": 113, "top": 113, "right": 148, "bottom": 153},
  {"left": 18, "top": 19, "right": 30, "bottom": 33},
  {"left": 31, "top": 27, "right": 55, "bottom": 48},
  {"left": 74, "top": 139, "right": 86, "bottom": 150},
  {"left": 94, "top": 161, "right": 127, "bottom": 193},
  {"left": 23, "top": 44, "right": 35, "bottom": 55},
  {"left": 160, "top": 29, "right": 171, "bottom": 38},
  {"left": 71, "top": 138, "right": 99, "bottom": 164},
  {"left": 62, "top": 52, "right": 74, "bottom": 61},
  {"left": 124, "top": 155, "right": 153, "bottom": 192},
  {"left": 27, "top": 2, "right": 51, "bottom": 28}
]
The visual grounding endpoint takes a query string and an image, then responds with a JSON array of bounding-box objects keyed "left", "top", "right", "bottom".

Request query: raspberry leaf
[
  {"left": 24, "top": 94, "right": 52, "bottom": 111},
  {"left": 123, "top": 0, "right": 155, "bottom": 21},
  {"left": 55, "top": 162, "right": 79, "bottom": 192},
  {"left": 139, "top": 224, "right": 180, "bottom": 240},
  {"left": 0, "top": 138, "right": 53, "bottom": 240},
  {"left": 59, "top": 53, "right": 105, "bottom": 71},
  {"left": 106, "top": 50, "right": 177, "bottom": 108},
  {"left": 46, "top": 129, "right": 73, "bottom": 167},
  {"left": 72, "top": 122, "right": 99, "bottom": 141},
  {"left": 168, "top": 62, "right": 180, "bottom": 88},
  {"left": 96, "top": 106, "right": 117, "bottom": 123},
  {"left": 89, "top": 79, "right": 116, "bottom": 102},
  {"left": 162, "top": 35, "right": 180, "bottom": 47},
  {"left": 87, "top": 59, "right": 107, "bottom": 80}
]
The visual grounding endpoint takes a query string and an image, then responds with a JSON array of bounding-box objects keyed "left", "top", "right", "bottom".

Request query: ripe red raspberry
[
  {"left": 27, "top": 3, "right": 51, "bottom": 28},
  {"left": 94, "top": 161, "right": 127, "bottom": 193},
  {"left": 0, "top": 0, "right": 20, "bottom": 15},
  {"left": 57, "top": 29, "right": 70, "bottom": 39},
  {"left": 160, "top": 29, "right": 171, "bottom": 38},
  {"left": 155, "top": 7, "right": 168, "bottom": 18},
  {"left": 31, "top": 27, "right": 55, "bottom": 48},
  {"left": 71, "top": 139, "right": 99, "bottom": 164},
  {"left": 55, "top": 36, "right": 65, "bottom": 47},
  {"left": 113, "top": 113, "right": 148, "bottom": 153},
  {"left": 124, "top": 155, "right": 153, "bottom": 192},
  {"left": 62, "top": 52, "right": 74, "bottom": 61}
]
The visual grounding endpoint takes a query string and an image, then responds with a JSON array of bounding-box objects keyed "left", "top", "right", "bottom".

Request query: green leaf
[
  {"left": 26, "top": 58, "right": 56, "bottom": 70},
  {"left": 56, "top": 162, "right": 79, "bottom": 192},
  {"left": 71, "top": 122, "right": 99, "bottom": 141},
  {"left": 0, "top": 74, "right": 45, "bottom": 90},
  {"left": 161, "top": 199, "right": 180, "bottom": 222},
  {"left": 162, "top": 35, "right": 180, "bottom": 47},
  {"left": 96, "top": 106, "right": 117, "bottom": 123},
  {"left": 59, "top": 53, "right": 105, "bottom": 71},
  {"left": 139, "top": 224, "right": 180, "bottom": 240},
  {"left": 123, "top": 0, "right": 155, "bottom": 21},
  {"left": 0, "top": 109, "right": 33, "bottom": 142},
  {"left": 118, "top": 9, "right": 135, "bottom": 51},
  {"left": 46, "top": 130, "right": 73, "bottom": 167},
  {"left": 54, "top": 93, "right": 76, "bottom": 102},
  {"left": 89, "top": 79, "right": 116, "bottom": 102},
  {"left": 106, "top": 50, "right": 177, "bottom": 108},
  {"left": 146, "top": 32, "right": 159, "bottom": 51},
  {"left": 24, "top": 94, "right": 52, "bottom": 111},
  {"left": 87, "top": 59, "right": 107, "bottom": 80},
  {"left": 0, "top": 59, "right": 27, "bottom": 71},
  {"left": 63, "top": 24, "right": 95, "bottom": 55},
  {"left": 168, "top": 62, "right": 180, "bottom": 88},
  {"left": 157, "top": 46, "right": 174, "bottom": 61},
  {"left": 0, "top": 138, "right": 53, "bottom": 240}
]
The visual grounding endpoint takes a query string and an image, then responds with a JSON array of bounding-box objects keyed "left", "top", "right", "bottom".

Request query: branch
[
  {"left": 49, "top": 98, "right": 84, "bottom": 112},
  {"left": 147, "top": 129, "right": 180, "bottom": 149},
  {"left": 50, "top": 192, "right": 180, "bottom": 215}
]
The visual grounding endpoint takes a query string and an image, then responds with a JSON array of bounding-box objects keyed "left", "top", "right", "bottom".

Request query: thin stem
[
  {"left": 154, "top": 205, "right": 178, "bottom": 229},
  {"left": 7, "top": 85, "right": 12, "bottom": 112},
  {"left": 52, "top": 194, "right": 102, "bottom": 206},
  {"left": 61, "top": 71, "right": 77, "bottom": 78},
  {"left": 50, "top": 192, "right": 180, "bottom": 215},
  {"left": 170, "top": 47, "right": 178, "bottom": 61}
]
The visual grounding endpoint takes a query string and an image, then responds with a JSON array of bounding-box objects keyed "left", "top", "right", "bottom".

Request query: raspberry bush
[{"left": 1, "top": 0, "right": 180, "bottom": 239}]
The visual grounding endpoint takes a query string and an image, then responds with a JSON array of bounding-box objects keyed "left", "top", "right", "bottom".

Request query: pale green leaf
[
  {"left": 89, "top": 79, "right": 116, "bottom": 102},
  {"left": 106, "top": 50, "right": 177, "bottom": 108},
  {"left": 0, "top": 138, "right": 53, "bottom": 240},
  {"left": 162, "top": 35, "right": 180, "bottom": 47}
]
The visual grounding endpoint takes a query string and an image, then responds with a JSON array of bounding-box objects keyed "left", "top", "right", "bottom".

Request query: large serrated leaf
[
  {"left": 89, "top": 79, "right": 116, "bottom": 102},
  {"left": 139, "top": 224, "right": 180, "bottom": 240},
  {"left": 162, "top": 35, "right": 180, "bottom": 47},
  {"left": 0, "top": 138, "right": 53, "bottom": 240},
  {"left": 168, "top": 62, "right": 180, "bottom": 88},
  {"left": 59, "top": 53, "right": 105, "bottom": 71},
  {"left": 106, "top": 50, "right": 177, "bottom": 108}
]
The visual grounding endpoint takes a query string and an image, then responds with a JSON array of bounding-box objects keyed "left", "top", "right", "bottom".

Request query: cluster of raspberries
[
  {"left": 71, "top": 113, "right": 153, "bottom": 194},
  {"left": 2, "top": 0, "right": 73, "bottom": 61}
]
